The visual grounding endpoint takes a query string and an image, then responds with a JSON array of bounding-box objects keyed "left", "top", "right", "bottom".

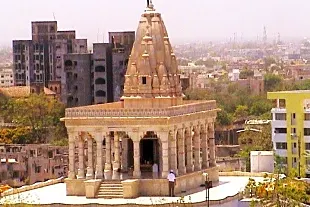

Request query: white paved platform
[{"left": 0, "top": 176, "right": 265, "bottom": 205}]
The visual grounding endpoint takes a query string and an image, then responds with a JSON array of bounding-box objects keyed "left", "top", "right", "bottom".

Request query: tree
[
  {"left": 264, "top": 74, "right": 283, "bottom": 92},
  {"left": 4, "top": 93, "right": 66, "bottom": 144},
  {"left": 234, "top": 105, "right": 249, "bottom": 120},
  {"left": 216, "top": 109, "right": 233, "bottom": 126},
  {"left": 239, "top": 69, "right": 254, "bottom": 79}
]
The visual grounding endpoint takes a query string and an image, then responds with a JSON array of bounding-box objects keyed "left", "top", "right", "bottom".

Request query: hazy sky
[{"left": 1, "top": 0, "right": 310, "bottom": 46}]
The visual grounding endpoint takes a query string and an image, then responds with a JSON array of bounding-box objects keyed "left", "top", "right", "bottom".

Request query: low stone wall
[
  {"left": 85, "top": 179, "right": 101, "bottom": 198},
  {"left": 1, "top": 177, "right": 64, "bottom": 197},
  {"left": 217, "top": 157, "right": 246, "bottom": 172},
  {"left": 125, "top": 166, "right": 219, "bottom": 198},
  {"left": 219, "top": 171, "right": 271, "bottom": 177}
]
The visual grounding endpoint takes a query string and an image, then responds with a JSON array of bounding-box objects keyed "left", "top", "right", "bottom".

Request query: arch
[
  {"left": 96, "top": 90, "right": 106, "bottom": 97},
  {"left": 54, "top": 86, "right": 58, "bottom": 92},
  {"left": 65, "top": 60, "right": 73, "bottom": 67},
  {"left": 95, "top": 78, "right": 106, "bottom": 84},
  {"left": 95, "top": 66, "right": 105, "bottom": 72}
]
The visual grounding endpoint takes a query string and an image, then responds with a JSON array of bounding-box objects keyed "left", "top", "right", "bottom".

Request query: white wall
[{"left": 250, "top": 151, "right": 274, "bottom": 173}]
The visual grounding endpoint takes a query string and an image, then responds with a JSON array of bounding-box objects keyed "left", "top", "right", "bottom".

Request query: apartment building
[
  {"left": 13, "top": 21, "right": 134, "bottom": 106},
  {"left": 0, "top": 68, "right": 14, "bottom": 87},
  {"left": 0, "top": 144, "right": 68, "bottom": 187},
  {"left": 268, "top": 91, "right": 310, "bottom": 178}
]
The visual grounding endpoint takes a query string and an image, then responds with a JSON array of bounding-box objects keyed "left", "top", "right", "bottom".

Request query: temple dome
[{"left": 123, "top": 3, "right": 182, "bottom": 102}]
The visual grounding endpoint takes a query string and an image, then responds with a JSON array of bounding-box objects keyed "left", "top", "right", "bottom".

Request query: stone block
[
  {"left": 122, "top": 179, "right": 139, "bottom": 198},
  {"left": 85, "top": 179, "right": 101, "bottom": 198},
  {"left": 65, "top": 178, "right": 86, "bottom": 196}
]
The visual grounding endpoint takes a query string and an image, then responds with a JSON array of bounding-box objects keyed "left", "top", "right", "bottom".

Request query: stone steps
[{"left": 96, "top": 181, "right": 123, "bottom": 199}]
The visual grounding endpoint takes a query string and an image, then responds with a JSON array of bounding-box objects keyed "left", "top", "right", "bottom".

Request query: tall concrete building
[
  {"left": 13, "top": 21, "right": 134, "bottom": 107},
  {"left": 268, "top": 91, "right": 310, "bottom": 178},
  {"left": 12, "top": 21, "right": 88, "bottom": 104}
]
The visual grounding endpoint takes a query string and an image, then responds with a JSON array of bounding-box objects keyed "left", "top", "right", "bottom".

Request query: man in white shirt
[{"left": 167, "top": 170, "right": 176, "bottom": 197}]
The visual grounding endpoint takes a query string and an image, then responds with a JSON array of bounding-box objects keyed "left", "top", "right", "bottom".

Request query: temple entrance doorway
[{"left": 140, "top": 131, "right": 160, "bottom": 173}]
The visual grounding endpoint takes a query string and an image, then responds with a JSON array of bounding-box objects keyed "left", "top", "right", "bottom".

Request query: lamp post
[{"left": 204, "top": 173, "right": 210, "bottom": 207}]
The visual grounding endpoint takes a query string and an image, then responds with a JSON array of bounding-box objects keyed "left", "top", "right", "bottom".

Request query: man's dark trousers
[{"left": 169, "top": 181, "right": 175, "bottom": 196}]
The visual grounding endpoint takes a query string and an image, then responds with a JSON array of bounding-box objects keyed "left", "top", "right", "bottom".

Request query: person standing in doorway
[{"left": 167, "top": 170, "right": 176, "bottom": 197}]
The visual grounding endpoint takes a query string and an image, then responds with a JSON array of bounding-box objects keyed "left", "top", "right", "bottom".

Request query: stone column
[
  {"left": 122, "top": 138, "right": 128, "bottom": 171},
  {"left": 105, "top": 132, "right": 112, "bottom": 172},
  {"left": 133, "top": 140, "right": 141, "bottom": 178},
  {"left": 169, "top": 130, "right": 178, "bottom": 175},
  {"left": 77, "top": 134, "right": 85, "bottom": 179},
  {"left": 194, "top": 125, "right": 201, "bottom": 171},
  {"left": 128, "top": 130, "right": 142, "bottom": 178},
  {"left": 68, "top": 129, "right": 76, "bottom": 179},
  {"left": 177, "top": 128, "right": 186, "bottom": 175},
  {"left": 158, "top": 131, "right": 169, "bottom": 178},
  {"left": 95, "top": 132, "right": 103, "bottom": 179},
  {"left": 186, "top": 127, "right": 193, "bottom": 172},
  {"left": 86, "top": 135, "right": 94, "bottom": 179},
  {"left": 208, "top": 122, "right": 216, "bottom": 167},
  {"left": 201, "top": 124, "right": 209, "bottom": 168},
  {"left": 113, "top": 132, "right": 121, "bottom": 171}
]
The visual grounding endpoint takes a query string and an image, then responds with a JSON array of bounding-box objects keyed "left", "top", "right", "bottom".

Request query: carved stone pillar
[
  {"left": 169, "top": 130, "right": 178, "bottom": 175},
  {"left": 68, "top": 129, "right": 76, "bottom": 179},
  {"left": 185, "top": 127, "right": 193, "bottom": 172},
  {"left": 122, "top": 138, "right": 128, "bottom": 171},
  {"left": 177, "top": 128, "right": 186, "bottom": 175},
  {"left": 105, "top": 132, "right": 112, "bottom": 172},
  {"left": 133, "top": 140, "right": 141, "bottom": 178},
  {"left": 194, "top": 125, "right": 201, "bottom": 171},
  {"left": 113, "top": 132, "right": 121, "bottom": 170},
  {"left": 95, "top": 132, "right": 103, "bottom": 179},
  {"left": 86, "top": 135, "right": 94, "bottom": 179},
  {"left": 77, "top": 134, "right": 85, "bottom": 179},
  {"left": 208, "top": 122, "right": 216, "bottom": 167},
  {"left": 128, "top": 130, "right": 142, "bottom": 178},
  {"left": 158, "top": 131, "right": 169, "bottom": 178},
  {"left": 201, "top": 124, "right": 209, "bottom": 168}
]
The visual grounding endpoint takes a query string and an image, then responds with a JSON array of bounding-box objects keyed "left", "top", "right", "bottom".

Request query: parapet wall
[{"left": 1, "top": 177, "right": 65, "bottom": 197}]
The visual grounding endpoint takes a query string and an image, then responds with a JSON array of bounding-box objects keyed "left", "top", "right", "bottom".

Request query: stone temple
[{"left": 63, "top": 2, "right": 219, "bottom": 198}]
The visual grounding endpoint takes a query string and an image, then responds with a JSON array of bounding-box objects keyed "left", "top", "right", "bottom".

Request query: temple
[{"left": 63, "top": 3, "right": 220, "bottom": 198}]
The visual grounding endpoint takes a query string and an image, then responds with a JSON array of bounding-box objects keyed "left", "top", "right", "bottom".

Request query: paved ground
[{"left": 0, "top": 176, "right": 265, "bottom": 205}]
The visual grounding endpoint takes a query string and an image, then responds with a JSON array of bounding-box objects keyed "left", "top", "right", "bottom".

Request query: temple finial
[{"left": 147, "top": 0, "right": 150, "bottom": 7}]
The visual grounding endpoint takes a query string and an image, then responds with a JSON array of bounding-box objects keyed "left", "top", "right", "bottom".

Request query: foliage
[
  {"left": 239, "top": 69, "right": 254, "bottom": 79},
  {"left": 234, "top": 105, "right": 249, "bottom": 120},
  {"left": 0, "top": 94, "right": 67, "bottom": 144},
  {"left": 264, "top": 73, "right": 283, "bottom": 92}
]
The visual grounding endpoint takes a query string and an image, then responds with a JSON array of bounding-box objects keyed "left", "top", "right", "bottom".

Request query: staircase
[{"left": 96, "top": 181, "right": 124, "bottom": 199}]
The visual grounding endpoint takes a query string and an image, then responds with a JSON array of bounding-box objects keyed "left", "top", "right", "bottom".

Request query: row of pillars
[{"left": 67, "top": 122, "right": 216, "bottom": 180}]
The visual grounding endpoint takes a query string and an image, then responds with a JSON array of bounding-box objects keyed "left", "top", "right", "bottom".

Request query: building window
[
  {"left": 305, "top": 114, "right": 310, "bottom": 120},
  {"left": 275, "top": 113, "right": 286, "bottom": 120},
  {"left": 96, "top": 90, "right": 106, "bottom": 97},
  {"left": 274, "top": 128, "right": 287, "bottom": 134},
  {"left": 95, "top": 66, "right": 105, "bottom": 72},
  {"left": 142, "top": 77, "right": 147, "bottom": 84},
  {"left": 305, "top": 128, "right": 310, "bottom": 136},
  {"left": 276, "top": 142, "right": 287, "bottom": 149},
  {"left": 306, "top": 143, "right": 310, "bottom": 150},
  {"left": 95, "top": 78, "right": 106, "bottom": 84}
]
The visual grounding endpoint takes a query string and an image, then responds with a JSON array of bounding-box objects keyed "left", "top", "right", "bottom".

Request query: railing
[{"left": 65, "top": 100, "right": 217, "bottom": 118}]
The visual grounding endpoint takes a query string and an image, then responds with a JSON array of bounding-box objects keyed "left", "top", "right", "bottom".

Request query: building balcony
[
  {"left": 273, "top": 133, "right": 287, "bottom": 142},
  {"left": 304, "top": 120, "right": 310, "bottom": 128},
  {"left": 271, "top": 108, "right": 286, "bottom": 113},
  {"left": 271, "top": 120, "right": 287, "bottom": 128}
]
